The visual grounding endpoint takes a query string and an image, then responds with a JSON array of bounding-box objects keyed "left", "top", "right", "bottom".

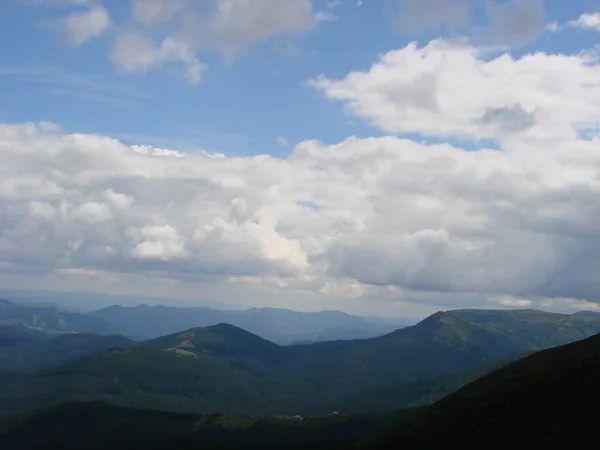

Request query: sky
[{"left": 2, "top": 0, "right": 600, "bottom": 318}]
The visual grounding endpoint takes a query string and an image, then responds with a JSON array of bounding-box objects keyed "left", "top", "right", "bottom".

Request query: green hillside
[
  {"left": 364, "top": 332, "right": 600, "bottom": 450},
  {"left": 0, "top": 333, "right": 135, "bottom": 372},
  {"left": 0, "top": 309, "right": 599, "bottom": 418},
  {"left": 0, "top": 401, "right": 412, "bottom": 450}
]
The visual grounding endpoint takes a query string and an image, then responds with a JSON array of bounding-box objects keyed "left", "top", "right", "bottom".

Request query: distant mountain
[
  {"left": 1, "top": 309, "right": 599, "bottom": 418},
  {"left": 0, "top": 299, "right": 128, "bottom": 337},
  {"left": 0, "top": 289, "right": 244, "bottom": 313},
  {"left": 0, "top": 333, "right": 135, "bottom": 372},
  {"left": 89, "top": 304, "right": 409, "bottom": 344},
  {"left": 573, "top": 310, "right": 600, "bottom": 319},
  {"left": 0, "top": 324, "right": 47, "bottom": 348},
  {"left": 364, "top": 331, "right": 600, "bottom": 450}
]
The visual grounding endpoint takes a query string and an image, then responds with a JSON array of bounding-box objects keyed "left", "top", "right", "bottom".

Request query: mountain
[
  {"left": 0, "top": 299, "right": 127, "bottom": 337},
  {"left": 1, "top": 309, "right": 599, "bottom": 418},
  {"left": 573, "top": 310, "right": 600, "bottom": 319},
  {"left": 89, "top": 304, "right": 408, "bottom": 344},
  {"left": 364, "top": 332, "right": 600, "bottom": 450},
  {"left": 0, "top": 324, "right": 48, "bottom": 348},
  {"left": 0, "top": 333, "right": 135, "bottom": 372},
  {"left": 0, "top": 401, "right": 412, "bottom": 450}
]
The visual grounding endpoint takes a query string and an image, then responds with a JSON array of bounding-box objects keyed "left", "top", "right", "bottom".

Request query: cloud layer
[
  {"left": 310, "top": 39, "right": 600, "bottom": 144},
  {"left": 3, "top": 40, "right": 600, "bottom": 311}
]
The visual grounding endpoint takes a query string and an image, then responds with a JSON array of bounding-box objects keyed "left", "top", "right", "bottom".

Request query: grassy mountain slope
[
  {"left": 1, "top": 309, "right": 599, "bottom": 418},
  {"left": 365, "top": 332, "right": 600, "bottom": 450}
]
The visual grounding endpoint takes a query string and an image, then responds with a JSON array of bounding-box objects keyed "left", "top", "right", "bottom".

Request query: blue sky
[
  {"left": 1, "top": 0, "right": 597, "bottom": 157},
  {"left": 2, "top": 0, "right": 600, "bottom": 316}
]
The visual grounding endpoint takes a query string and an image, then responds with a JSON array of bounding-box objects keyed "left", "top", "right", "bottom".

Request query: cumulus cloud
[
  {"left": 567, "top": 12, "right": 600, "bottom": 32},
  {"left": 483, "top": 0, "right": 546, "bottom": 45},
  {"left": 309, "top": 39, "right": 600, "bottom": 144},
  {"left": 3, "top": 73, "right": 600, "bottom": 309},
  {"left": 131, "top": 0, "right": 185, "bottom": 25},
  {"left": 110, "top": 34, "right": 206, "bottom": 84},
  {"left": 57, "top": 5, "right": 111, "bottom": 45},
  {"left": 108, "top": 0, "right": 326, "bottom": 82},
  {"left": 4, "top": 39, "right": 600, "bottom": 313},
  {"left": 395, "top": 0, "right": 546, "bottom": 45}
]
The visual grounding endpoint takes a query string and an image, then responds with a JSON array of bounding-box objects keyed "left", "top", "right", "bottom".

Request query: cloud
[
  {"left": 568, "top": 12, "right": 600, "bottom": 32},
  {"left": 4, "top": 39, "right": 600, "bottom": 313},
  {"left": 57, "top": 5, "right": 111, "bottom": 45},
  {"left": 108, "top": 0, "right": 327, "bottom": 82},
  {"left": 131, "top": 0, "right": 185, "bottom": 25},
  {"left": 27, "top": 0, "right": 91, "bottom": 6},
  {"left": 309, "top": 39, "right": 600, "bottom": 144},
  {"left": 395, "top": 0, "right": 469, "bottom": 30},
  {"left": 483, "top": 0, "right": 546, "bottom": 44},
  {"left": 276, "top": 136, "right": 288, "bottom": 145},
  {"left": 110, "top": 34, "right": 206, "bottom": 84},
  {"left": 177, "top": 0, "right": 318, "bottom": 59},
  {"left": 3, "top": 76, "right": 600, "bottom": 310},
  {"left": 394, "top": 0, "right": 545, "bottom": 45}
]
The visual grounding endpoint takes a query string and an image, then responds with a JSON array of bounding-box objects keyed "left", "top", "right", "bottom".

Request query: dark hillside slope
[
  {"left": 365, "top": 332, "right": 600, "bottom": 450},
  {"left": 0, "top": 401, "right": 413, "bottom": 450}
]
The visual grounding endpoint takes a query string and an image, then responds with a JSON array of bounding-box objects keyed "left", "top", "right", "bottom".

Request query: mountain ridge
[{"left": 1, "top": 308, "right": 600, "bottom": 419}]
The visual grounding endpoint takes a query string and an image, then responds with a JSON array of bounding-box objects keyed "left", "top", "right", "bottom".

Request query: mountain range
[
  {"left": 4, "top": 327, "right": 600, "bottom": 449},
  {"left": 1, "top": 308, "right": 600, "bottom": 419},
  {"left": 0, "top": 298, "right": 410, "bottom": 345}
]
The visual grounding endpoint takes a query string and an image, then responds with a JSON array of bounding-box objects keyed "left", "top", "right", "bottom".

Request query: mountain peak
[
  {"left": 0, "top": 298, "right": 13, "bottom": 308},
  {"left": 143, "top": 323, "right": 285, "bottom": 364}
]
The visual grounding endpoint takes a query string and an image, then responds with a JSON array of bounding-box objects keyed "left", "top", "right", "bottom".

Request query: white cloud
[
  {"left": 58, "top": 5, "right": 111, "bottom": 46},
  {"left": 129, "top": 225, "right": 189, "bottom": 261},
  {"left": 178, "top": 0, "right": 318, "bottom": 59},
  {"left": 108, "top": 0, "right": 327, "bottom": 82},
  {"left": 396, "top": 0, "right": 468, "bottom": 30},
  {"left": 131, "top": 0, "right": 185, "bottom": 25},
  {"left": 276, "top": 136, "right": 288, "bottom": 145},
  {"left": 310, "top": 39, "right": 600, "bottom": 144},
  {"left": 483, "top": 0, "right": 546, "bottom": 44},
  {"left": 2, "top": 89, "right": 600, "bottom": 311},
  {"left": 394, "top": 0, "right": 546, "bottom": 44},
  {"left": 4, "top": 40, "right": 600, "bottom": 313},
  {"left": 110, "top": 34, "right": 206, "bottom": 84},
  {"left": 568, "top": 12, "right": 600, "bottom": 32}
]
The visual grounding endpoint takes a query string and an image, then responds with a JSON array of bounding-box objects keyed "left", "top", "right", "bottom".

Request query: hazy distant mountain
[
  {"left": 572, "top": 310, "right": 600, "bottom": 319},
  {"left": 2, "top": 309, "right": 599, "bottom": 418},
  {"left": 0, "top": 299, "right": 128, "bottom": 337},
  {"left": 89, "top": 304, "right": 410, "bottom": 344},
  {"left": 0, "top": 289, "right": 243, "bottom": 313},
  {"left": 365, "top": 329, "right": 600, "bottom": 450}
]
